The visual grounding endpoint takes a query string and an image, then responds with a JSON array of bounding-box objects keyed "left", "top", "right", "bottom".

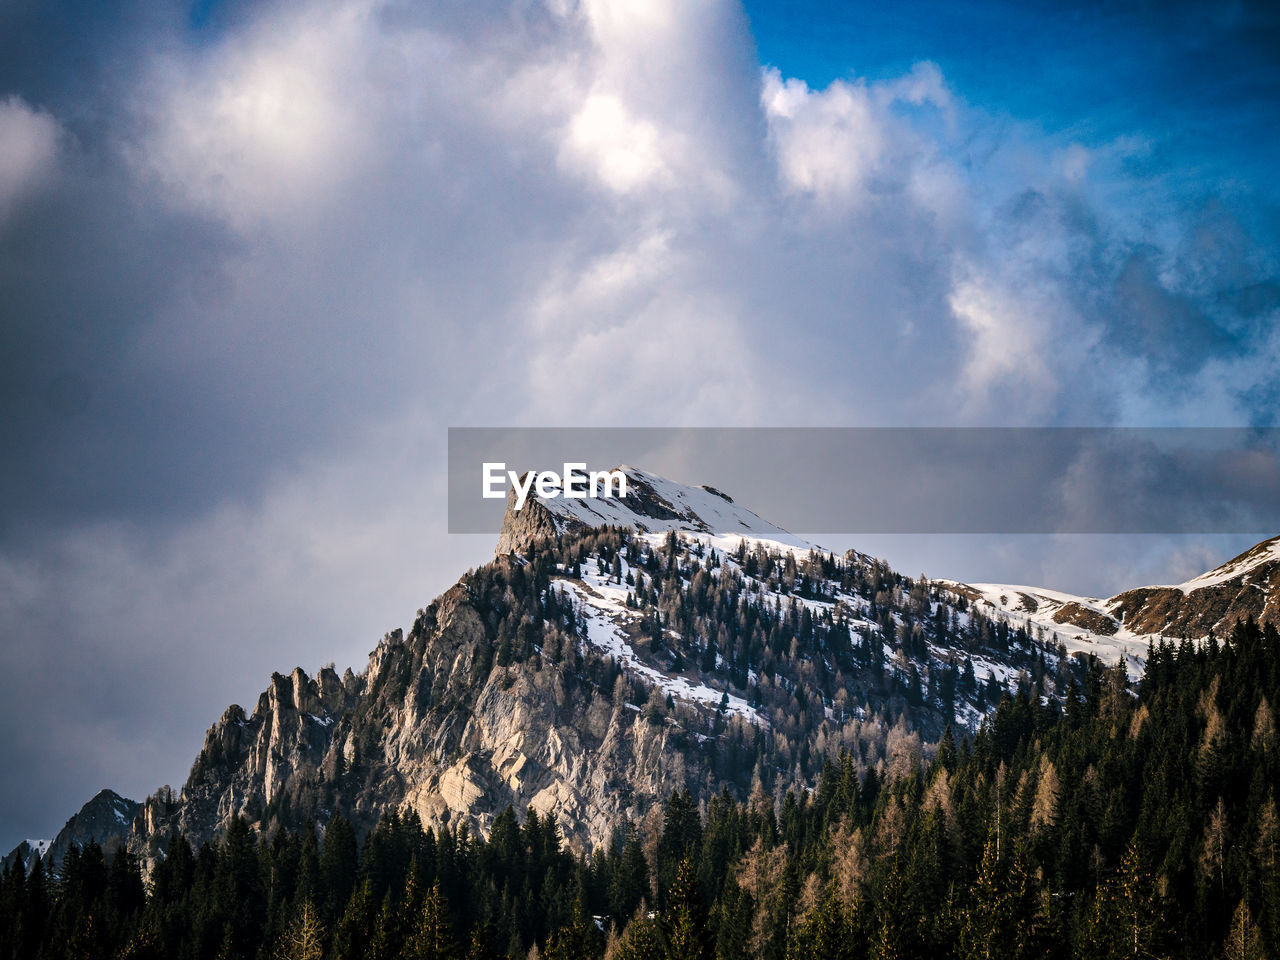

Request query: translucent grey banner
[{"left": 447, "top": 427, "right": 1280, "bottom": 535}]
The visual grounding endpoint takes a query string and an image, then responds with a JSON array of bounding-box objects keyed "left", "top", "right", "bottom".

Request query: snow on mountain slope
[
  {"left": 938, "top": 581, "right": 1149, "bottom": 679},
  {"left": 556, "top": 527, "right": 882, "bottom": 727},
  {"left": 560, "top": 538, "right": 761, "bottom": 727},
  {"left": 3, "top": 790, "right": 140, "bottom": 875},
  {"left": 941, "top": 531, "right": 1280, "bottom": 672},
  {"left": 496, "top": 465, "right": 812, "bottom": 556},
  {"left": 551, "top": 466, "right": 809, "bottom": 546},
  {"left": 502, "top": 464, "right": 1160, "bottom": 673},
  {"left": 1, "top": 838, "right": 51, "bottom": 873},
  {"left": 565, "top": 573, "right": 762, "bottom": 725},
  {"left": 1175, "top": 535, "right": 1280, "bottom": 593}
]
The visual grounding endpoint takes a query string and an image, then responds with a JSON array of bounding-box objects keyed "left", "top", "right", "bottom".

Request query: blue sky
[
  {"left": 745, "top": 0, "right": 1280, "bottom": 285},
  {"left": 745, "top": 0, "right": 1280, "bottom": 179},
  {"left": 1, "top": 0, "right": 1278, "bottom": 845}
]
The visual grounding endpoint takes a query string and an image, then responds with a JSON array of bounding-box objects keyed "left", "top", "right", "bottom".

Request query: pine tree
[
  {"left": 609, "top": 826, "right": 650, "bottom": 921},
  {"left": 407, "top": 880, "right": 459, "bottom": 960},
  {"left": 664, "top": 859, "right": 710, "bottom": 960},
  {"left": 274, "top": 900, "right": 325, "bottom": 960},
  {"left": 1256, "top": 797, "right": 1280, "bottom": 951},
  {"left": 542, "top": 905, "right": 597, "bottom": 960},
  {"left": 1222, "top": 900, "right": 1267, "bottom": 960},
  {"left": 957, "top": 837, "right": 1028, "bottom": 960},
  {"left": 611, "top": 912, "right": 665, "bottom": 960},
  {"left": 786, "top": 884, "right": 850, "bottom": 960},
  {"left": 465, "top": 921, "right": 494, "bottom": 960},
  {"left": 322, "top": 816, "right": 360, "bottom": 920},
  {"left": 1081, "top": 842, "right": 1162, "bottom": 960},
  {"left": 334, "top": 878, "right": 378, "bottom": 960},
  {"left": 371, "top": 890, "right": 403, "bottom": 960}
]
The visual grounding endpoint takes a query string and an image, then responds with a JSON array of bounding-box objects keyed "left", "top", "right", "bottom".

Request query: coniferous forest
[{"left": 3, "top": 617, "right": 1278, "bottom": 960}]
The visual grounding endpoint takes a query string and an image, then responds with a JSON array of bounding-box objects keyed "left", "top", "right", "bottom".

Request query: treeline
[
  {"left": 5, "top": 617, "right": 1278, "bottom": 959},
  {"left": 0, "top": 805, "right": 623, "bottom": 960}
]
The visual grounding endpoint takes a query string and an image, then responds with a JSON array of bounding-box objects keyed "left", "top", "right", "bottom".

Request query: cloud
[
  {"left": 948, "top": 274, "right": 1058, "bottom": 413},
  {"left": 563, "top": 93, "right": 671, "bottom": 193},
  {"left": 0, "top": 96, "right": 59, "bottom": 216},
  {"left": 137, "top": 2, "right": 373, "bottom": 228},
  {"left": 761, "top": 61, "right": 953, "bottom": 212}
]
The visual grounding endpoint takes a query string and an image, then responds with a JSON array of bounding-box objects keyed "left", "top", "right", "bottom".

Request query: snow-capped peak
[{"left": 497, "top": 465, "right": 813, "bottom": 556}]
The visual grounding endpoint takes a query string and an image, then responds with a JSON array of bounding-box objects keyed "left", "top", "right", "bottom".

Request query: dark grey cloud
[
  {"left": 0, "top": 148, "right": 241, "bottom": 537},
  {"left": 0, "top": 0, "right": 601, "bottom": 540},
  {"left": 1107, "top": 250, "right": 1237, "bottom": 375}
]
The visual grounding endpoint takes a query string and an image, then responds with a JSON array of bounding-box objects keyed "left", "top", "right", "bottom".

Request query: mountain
[
  {"left": 3, "top": 789, "right": 139, "bottom": 875},
  {"left": 1109, "top": 534, "right": 1280, "bottom": 635},
  {"left": 949, "top": 534, "right": 1280, "bottom": 665},
  {"left": 10, "top": 574, "right": 1279, "bottom": 960},
  {"left": 2, "top": 839, "right": 49, "bottom": 874},
  {"left": 116, "top": 467, "right": 1080, "bottom": 867},
  {"left": 21, "top": 466, "right": 1278, "bottom": 873},
  {"left": 494, "top": 466, "right": 807, "bottom": 556}
]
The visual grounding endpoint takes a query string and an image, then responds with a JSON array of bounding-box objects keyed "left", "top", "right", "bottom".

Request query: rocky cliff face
[
  {"left": 131, "top": 557, "right": 733, "bottom": 865},
  {"left": 494, "top": 488, "right": 562, "bottom": 556},
  {"left": 133, "top": 663, "right": 361, "bottom": 863}
]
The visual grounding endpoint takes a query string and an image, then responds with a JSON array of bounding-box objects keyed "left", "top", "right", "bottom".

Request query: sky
[{"left": 1, "top": 0, "right": 1278, "bottom": 845}]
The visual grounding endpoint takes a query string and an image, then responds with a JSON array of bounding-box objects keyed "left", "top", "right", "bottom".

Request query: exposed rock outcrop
[
  {"left": 1052, "top": 602, "right": 1119, "bottom": 636},
  {"left": 1107, "top": 536, "right": 1280, "bottom": 637},
  {"left": 131, "top": 572, "right": 718, "bottom": 865}
]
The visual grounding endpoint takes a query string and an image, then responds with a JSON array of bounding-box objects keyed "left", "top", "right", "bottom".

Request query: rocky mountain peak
[
  {"left": 495, "top": 464, "right": 805, "bottom": 556},
  {"left": 4, "top": 788, "right": 140, "bottom": 876}
]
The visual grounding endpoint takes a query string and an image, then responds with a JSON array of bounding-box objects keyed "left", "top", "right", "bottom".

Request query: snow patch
[
  {"left": 940, "top": 580, "right": 1148, "bottom": 679},
  {"left": 561, "top": 578, "right": 762, "bottom": 725},
  {"left": 1175, "top": 536, "right": 1280, "bottom": 593},
  {"left": 538, "top": 465, "right": 813, "bottom": 550}
]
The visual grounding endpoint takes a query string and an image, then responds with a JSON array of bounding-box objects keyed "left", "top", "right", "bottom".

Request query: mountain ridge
[
  {"left": 9, "top": 467, "right": 1280, "bottom": 874},
  {"left": 957, "top": 532, "right": 1280, "bottom": 657}
]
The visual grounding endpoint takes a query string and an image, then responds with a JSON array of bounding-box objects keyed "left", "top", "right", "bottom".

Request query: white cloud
[
  {"left": 760, "top": 61, "right": 955, "bottom": 214},
  {"left": 562, "top": 92, "right": 670, "bottom": 192},
  {"left": 524, "top": 228, "right": 768, "bottom": 423},
  {"left": 549, "top": 0, "right": 751, "bottom": 204},
  {"left": 948, "top": 273, "right": 1058, "bottom": 414},
  {"left": 762, "top": 70, "right": 884, "bottom": 203},
  {"left": 136, "top": 0, "right": 376, "bottom": 228},
  {"left": 0, "top": 96, "right": 59, "bottom": 216}
]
